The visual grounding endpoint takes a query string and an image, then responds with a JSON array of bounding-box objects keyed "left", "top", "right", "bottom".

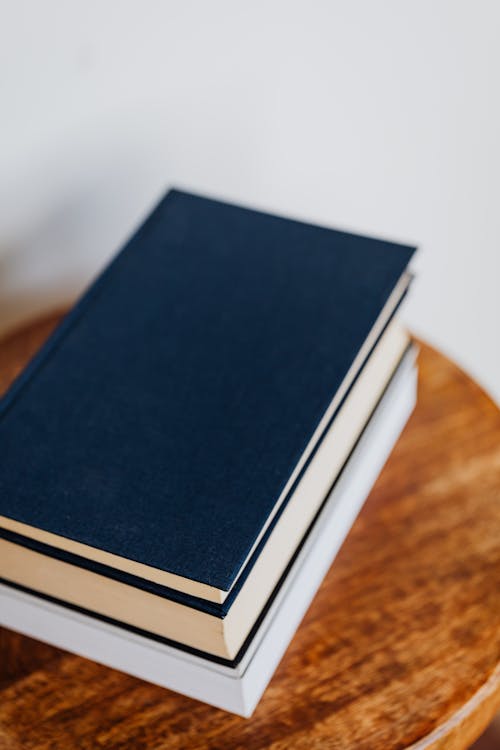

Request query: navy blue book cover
[{"left": 0, "top": 189, "right": 414, "bottom": 593}]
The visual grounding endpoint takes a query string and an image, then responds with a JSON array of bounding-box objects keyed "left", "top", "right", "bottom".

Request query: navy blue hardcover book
[{"left": 0, "top": 189, "right": 415, "bottom": 651}]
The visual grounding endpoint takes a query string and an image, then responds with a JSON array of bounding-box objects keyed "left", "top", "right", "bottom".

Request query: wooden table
[{"left": 0, "top": 312, "right": 499, "bottom": 750}]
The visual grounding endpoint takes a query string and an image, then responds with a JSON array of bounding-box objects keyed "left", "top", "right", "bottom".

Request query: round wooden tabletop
[{"left": 0, "top": 312, "right": 499, "bottom": 750}]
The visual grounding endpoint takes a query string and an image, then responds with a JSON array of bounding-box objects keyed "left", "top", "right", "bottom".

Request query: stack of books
[{"left": 0, "top": 190, "right": 416, "bottom": 716}]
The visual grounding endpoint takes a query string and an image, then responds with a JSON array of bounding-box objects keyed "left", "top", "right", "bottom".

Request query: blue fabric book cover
[{"left": 0, "top": 189, "right": 415, "bottom": 599}]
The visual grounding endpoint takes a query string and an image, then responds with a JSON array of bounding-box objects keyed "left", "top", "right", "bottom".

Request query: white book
[{"left": 0, "top": 348, "right": 417, "bottom": 717}]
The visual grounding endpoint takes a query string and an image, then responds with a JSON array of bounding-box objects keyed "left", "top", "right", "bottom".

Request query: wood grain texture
[{"left": 0, "top": 311, "right": 499, "bottom": 750}]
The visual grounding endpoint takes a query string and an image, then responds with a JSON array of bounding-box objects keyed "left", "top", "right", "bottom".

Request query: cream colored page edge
[{"left": 222, "top": 320, "right": 409, "bottom": 656}]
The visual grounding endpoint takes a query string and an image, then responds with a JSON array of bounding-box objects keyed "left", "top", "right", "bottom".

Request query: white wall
[{"left": 1, "top": 1, "right": 499, "bottom": 402}]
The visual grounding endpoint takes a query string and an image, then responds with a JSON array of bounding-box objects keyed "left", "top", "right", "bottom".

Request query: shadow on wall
[
  {"left": 0, "top": 270, "right": 71, "bottom": 341},
  {"left": 0, "top": 140, "right": 172, "bottom": 339},
  {"left": 0, "top": 197, "right": 87, "bottom": 338}
]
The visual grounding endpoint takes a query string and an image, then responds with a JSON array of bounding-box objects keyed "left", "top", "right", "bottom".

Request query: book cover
[{"left": 0, "top": 189, "right": 415, "bottom": 598}]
